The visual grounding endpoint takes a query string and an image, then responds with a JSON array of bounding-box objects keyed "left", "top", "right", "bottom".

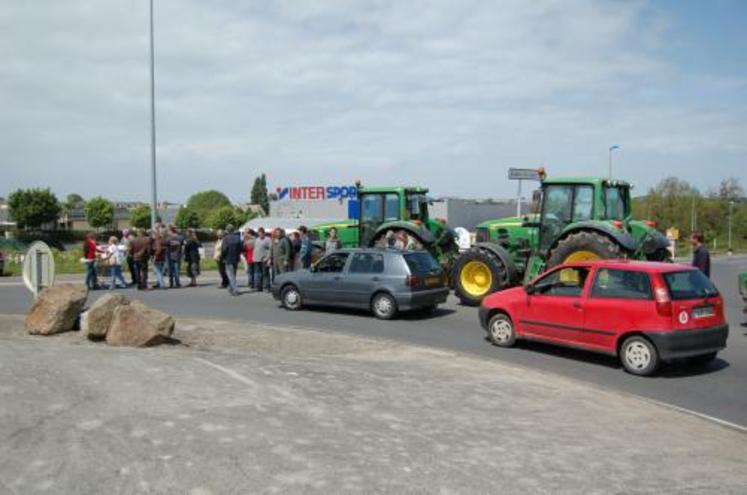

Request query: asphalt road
[{"left": 2, "top": 256, "right": 747, "bottom": 428}]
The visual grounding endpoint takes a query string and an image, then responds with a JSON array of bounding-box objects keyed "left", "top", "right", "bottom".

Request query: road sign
[
  {"left": 508, "top": 168, "right": 541, "bottom": 181},
  {"left": 23, "top": 241, "right": 56, "bottom": 297}
]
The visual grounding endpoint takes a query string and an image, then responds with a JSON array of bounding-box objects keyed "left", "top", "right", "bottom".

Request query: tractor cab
[
  {"left": 358, "top": 186, "right": 430, "bottom": 246},
  {"left": 535, "top": 177, "right": 632, "bottom": 255}
]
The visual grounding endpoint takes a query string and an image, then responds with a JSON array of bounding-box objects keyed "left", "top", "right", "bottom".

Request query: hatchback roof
[{"left": 558, "top": 259, "right": 695, "bottom": 273}]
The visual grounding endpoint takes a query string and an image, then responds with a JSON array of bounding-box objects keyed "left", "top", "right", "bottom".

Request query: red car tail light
[
  {"left": 654, "top": 287, "right": 672, "bottom": 317},
  {"left": 406, "top": 275, "right": 421, "bottom": 288}
]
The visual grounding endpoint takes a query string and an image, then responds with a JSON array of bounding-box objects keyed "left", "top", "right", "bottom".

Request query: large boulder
[
  {"left": 106, "top": 300, "right": 175, "bottom": 347},
  {"left": 26, "top": 284, "right": 88, "bottom": 335},
  {"left": 82, "top": 294, "right": 130, "bottom": 340}
]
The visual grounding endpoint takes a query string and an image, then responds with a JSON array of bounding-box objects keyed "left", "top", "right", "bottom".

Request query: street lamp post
[
  {"left": 608, "top": 145, "right": 620, "bottom": 180},
  {"left": 149, "top": 0, "right": 158, "bottom": 229},
  {"left": 728, "top": 200, "right": 735, "bottom": 255}
]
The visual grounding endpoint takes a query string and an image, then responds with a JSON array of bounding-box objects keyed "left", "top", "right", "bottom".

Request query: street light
[
  {"left": 149, "top": 0, "right": 158, "bottom": 229},
  {"left": 728, "top": 200, "right": 735, "bottom": 255},
  {"left": 608, "top": 145, "right": 620, "bottom": 180}
]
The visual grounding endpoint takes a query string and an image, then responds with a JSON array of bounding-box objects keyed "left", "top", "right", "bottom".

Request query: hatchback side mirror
[{"left": 524, "top": 284, "right": 535, "bottom": 295}]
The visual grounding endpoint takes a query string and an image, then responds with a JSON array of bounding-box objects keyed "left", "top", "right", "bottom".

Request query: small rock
[
  {"left": 83, "top": 293, "right": 130, "bottom": 339},
  {"left": 106, "top": 300, "right": 174, "bottom": 347},
  {"left": 26, "top": 284, "right": 88, "bottom": 335}
]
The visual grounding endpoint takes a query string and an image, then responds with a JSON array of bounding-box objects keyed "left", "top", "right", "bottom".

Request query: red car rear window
[{"left": 662, "top": 270, "right": 718, "bottom": 300}]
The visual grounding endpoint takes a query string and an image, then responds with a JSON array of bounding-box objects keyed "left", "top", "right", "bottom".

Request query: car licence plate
[
  {"left": 425, "top": 276, "right": 442, "bottom": 287},
  {"left": 692, "top": 306, "right": 714, "bottom": 319}
]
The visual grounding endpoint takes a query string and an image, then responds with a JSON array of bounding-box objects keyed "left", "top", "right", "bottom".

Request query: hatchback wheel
[
  {"left": 372, "top": 293, "right": 398, "bottom": 320},
  {"left": 620, "top": 336, "right": 659, "bottom": 376},
  {"left": 281, "top": 285, "right": 302, "bottom": 311},
  {"left": 487, "top": 313, "right": 516, "bottom": 347}
]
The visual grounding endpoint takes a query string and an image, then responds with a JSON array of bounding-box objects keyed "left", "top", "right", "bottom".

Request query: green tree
[
  {"left": 63, "top": 193, "right": 86, "bottom": 213},
  {"left": 207, "top": 206, "right": 243, "bottom": 230},
  {"left": 130, "top": 205, "right": 152, "bottom": 229},
  {"left": 8, "top": 188, "right": 61, "bottom": 229},
  {"left": 175, "top": 206, "right": 200, "bottom": 229},
  {"left": 185, "top": 190, "right": 232, "bottom": 226},
  {"left": 250, "top": 173, "right": 269, "bottom": 215},
  {"left": 85, "top": 196, "right": 115, "bottom": 230}
]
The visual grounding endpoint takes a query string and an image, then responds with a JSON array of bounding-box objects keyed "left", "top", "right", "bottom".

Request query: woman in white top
[{"left": 105, "top": 236, "right": 127, "bottom": 290}]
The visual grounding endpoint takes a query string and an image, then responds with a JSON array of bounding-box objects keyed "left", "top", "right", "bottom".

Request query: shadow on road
[
  {"left": 279, "top": 304, "right": 457, "bottom": 321},
  {"left": 484, "top": 338, "right": 731, "bottom": 378}
]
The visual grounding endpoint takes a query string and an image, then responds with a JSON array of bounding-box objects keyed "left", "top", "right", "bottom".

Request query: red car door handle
[{"left": 572, "top": 301, "right": 582, "bottom": 309}]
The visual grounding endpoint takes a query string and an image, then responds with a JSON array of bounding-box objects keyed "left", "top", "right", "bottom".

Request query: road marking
[
  {"left": 194, "top": 357, "right": 256, "bottom": 387},
  {"left": 639, "top": 397, "right": 747, "bottom": 433}
]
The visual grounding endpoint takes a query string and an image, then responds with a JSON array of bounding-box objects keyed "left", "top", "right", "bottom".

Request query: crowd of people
[{"left": 81, "top": 223, "right": 346, "bottom": 296}]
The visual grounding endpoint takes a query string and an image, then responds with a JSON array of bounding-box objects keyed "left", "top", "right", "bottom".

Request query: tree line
[
  {"left": 632, "top": 176, "right": 745, "bottom": 247},
  {"left": 6, "top": 174, "right": 270, "bottom": 232}
]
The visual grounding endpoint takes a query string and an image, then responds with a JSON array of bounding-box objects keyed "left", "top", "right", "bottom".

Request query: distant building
[{"left": 268, "top": 184, "right": 523, "bottom": 231}]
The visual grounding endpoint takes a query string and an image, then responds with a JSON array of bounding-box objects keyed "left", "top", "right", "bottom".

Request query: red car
[{"left": 479, "top": 260, "right": 728, "bottom": 376}]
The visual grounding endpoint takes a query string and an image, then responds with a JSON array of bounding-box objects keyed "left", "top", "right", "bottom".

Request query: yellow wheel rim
[
  {"left": 563, "top": 250, "right": 601, "bottom": 263},
  {"left": 561, "top": 250, "right": 601, "bottom": 283},
  {"left": 460, "top": 261, "right": 493, "bottom": 296}
]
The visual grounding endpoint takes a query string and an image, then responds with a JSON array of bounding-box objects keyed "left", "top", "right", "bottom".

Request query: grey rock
[
  {"left": 83, "top": 293, "right": 130, "bottom": 340},
  {"left": 26, "top": 284, "right": 88, "bottom": 335},
  {"left": 106, "top": 300, "right": 174, "bottom": 347}
]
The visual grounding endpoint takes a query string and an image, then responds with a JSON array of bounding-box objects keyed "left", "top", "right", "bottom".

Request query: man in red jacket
[{"left": 83, "top": 232, "right": 103, "bottom": 290}]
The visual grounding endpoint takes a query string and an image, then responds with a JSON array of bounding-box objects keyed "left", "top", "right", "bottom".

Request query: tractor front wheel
[
  {"left": 453, "top": 248, "right": 510, "bottom": 306},
  {"left": 547, "top": 231, "right": 623, "bottom": 269}
]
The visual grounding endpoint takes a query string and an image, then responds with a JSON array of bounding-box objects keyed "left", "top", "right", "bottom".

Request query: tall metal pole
[
  {"left": 728, "top": 200, "right": 734, "bottom": 254},
  {"left": 149, "top": 0, "right": 158, "bottom": 229},
  {"left": 608, "top": 145, "right": 619, "bottom": 180},
  {"left": 516, "top": 179, "right": 522, "bottom": 217}
]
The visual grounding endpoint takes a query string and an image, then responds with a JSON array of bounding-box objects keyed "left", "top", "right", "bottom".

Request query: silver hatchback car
[{"left": 271, "top": 248, "right": 449, "bottom": 319}]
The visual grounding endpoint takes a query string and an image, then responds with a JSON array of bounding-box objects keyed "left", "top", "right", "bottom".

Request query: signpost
[
  {"left": 508, "top": 168, "right": 542, "bottom": 216},
  {"left": 22, "top": 241, "right": 56, "bottom": 298}
]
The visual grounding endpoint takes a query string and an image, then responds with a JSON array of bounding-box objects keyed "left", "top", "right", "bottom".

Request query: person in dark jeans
[
  {"left": 131, "top": 228, "right": 152, "bottom": 290},
  {"left": 82, "top": 232, "right": 102, "bottom": 290},
  {"left": 184, "top": 228, "right": 202, "bottom": 287},
  {"left": 123, "top": 229, "right": 138, "bottom": 287},
  {"left": 221, "top": 224, "right": 243, "bottom": 296},
  {"left": 214, "top": 229, "right": 229, "bottom": 289},
  {"left": 298, "top": 225, "right": 313, "bottom": 269},
  {"left": 166, "top": 225, "right": 184, "bottom": 288},
  {"left": 253, "top": 227, "right": 272, "bottom": 292},
  {"left": 690, "top": 231, "right": 711, "bottom": 278}
]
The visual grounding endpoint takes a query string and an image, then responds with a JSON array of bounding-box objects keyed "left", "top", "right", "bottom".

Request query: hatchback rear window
[
  {"left": 662, "top": 270, "right": 718, "bottom": 300},
  {"left": 404, "top": 252, "right": 442, "bottom": 274}
]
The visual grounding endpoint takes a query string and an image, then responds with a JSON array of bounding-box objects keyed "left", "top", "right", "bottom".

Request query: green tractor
[
  {"left": 454, "top": 172, "right": 671, "bottom": 305},
  {"left": 311, "top": 185, "right": 459, "bottom": 269}
]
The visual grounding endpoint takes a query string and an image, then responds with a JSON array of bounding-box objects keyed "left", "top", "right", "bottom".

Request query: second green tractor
[{"left": 453, "top": 172, "right": 671, "bottom": 305}]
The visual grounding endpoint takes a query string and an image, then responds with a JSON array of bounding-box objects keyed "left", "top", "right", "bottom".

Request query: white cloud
[{"left": 1, "top": 0, "right": 744, "bottom": 202}]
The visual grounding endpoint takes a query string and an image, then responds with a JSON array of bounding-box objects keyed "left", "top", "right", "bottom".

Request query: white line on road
[
  {"left": 640, "top": 397, "right": 747, "bottom": 433},
  {"left": 194, "top": 357, "right": 257, "bottom": 388}
]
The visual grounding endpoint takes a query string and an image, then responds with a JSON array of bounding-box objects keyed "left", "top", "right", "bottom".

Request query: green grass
[{"left": 1, "top": 247, "right": 220, "bottom": 277}]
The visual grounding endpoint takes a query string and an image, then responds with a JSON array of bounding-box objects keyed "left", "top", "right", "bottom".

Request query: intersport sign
[{"left": 275, "top": 185, "right": 358, "bottom": 201}]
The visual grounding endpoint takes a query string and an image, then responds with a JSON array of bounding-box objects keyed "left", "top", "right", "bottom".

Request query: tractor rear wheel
[
  {"left": 547, "top": 231, "right": 623, "bottom": 268},
  {"left": 453, "top": 248, "right": 510, "bottom": 306}
]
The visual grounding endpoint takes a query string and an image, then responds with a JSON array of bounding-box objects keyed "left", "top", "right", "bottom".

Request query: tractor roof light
[
  {"left": 537, "top": 167, "right": 546, "bottom": 180},
  {"left": 645, "top": 220, "right": 657, "bottom": 228},
  {"left": 611, "top": 220, "right": 624, "bottom": 229}
]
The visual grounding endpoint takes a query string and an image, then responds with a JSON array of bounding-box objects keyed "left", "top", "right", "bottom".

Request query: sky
[{"left": 1, "top": 0, "right": 745, "bottom": 203}]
